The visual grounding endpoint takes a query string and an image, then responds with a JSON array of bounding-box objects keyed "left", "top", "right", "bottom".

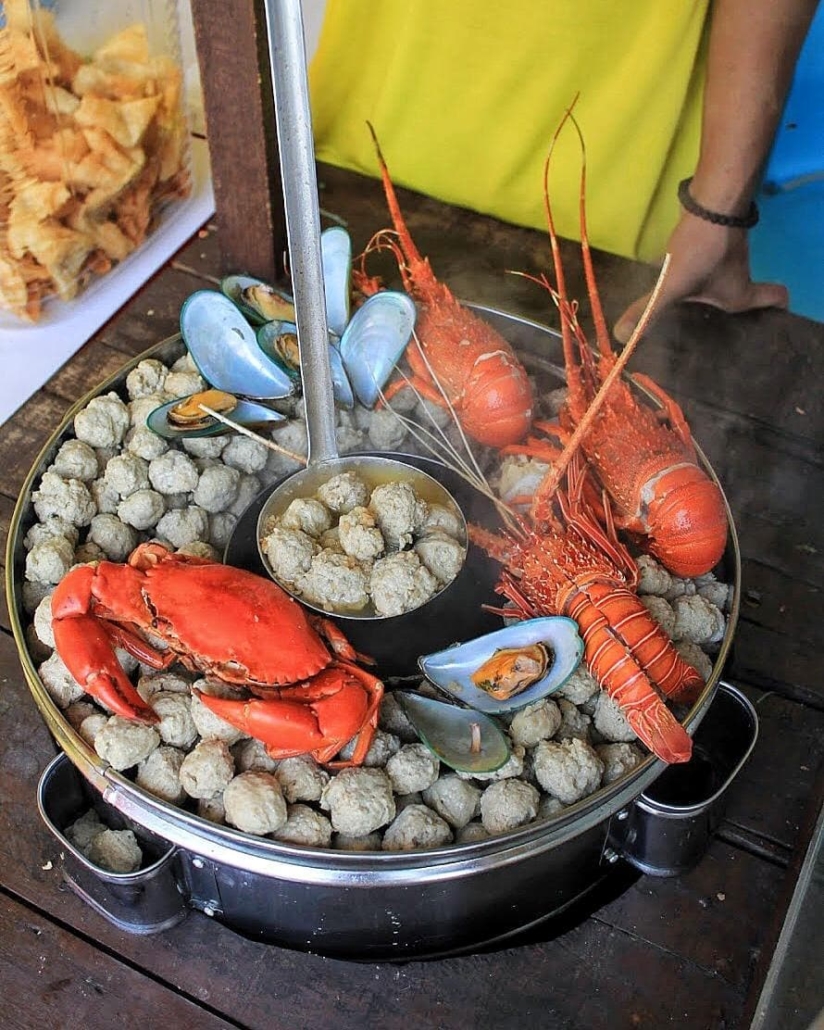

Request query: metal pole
[{"left": 262, "top": 0, "right": 337, "bottom": 463}]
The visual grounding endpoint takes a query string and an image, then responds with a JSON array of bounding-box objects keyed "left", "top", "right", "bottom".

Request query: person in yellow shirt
[{"left": 309, "top": 0, "right": 818, "bottom": 340}]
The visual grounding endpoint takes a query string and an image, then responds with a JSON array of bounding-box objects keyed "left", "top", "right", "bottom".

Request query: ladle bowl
[{"left": 230, "top": 452, "right": 504, "bottom": 678}]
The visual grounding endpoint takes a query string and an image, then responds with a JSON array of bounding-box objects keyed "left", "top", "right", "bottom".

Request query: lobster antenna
[
  {"left": 566, "top": 108, "right": 613, "bottom": 360},
  {"left": 530, "top": 253, "right": 673, "bottom": 508}
]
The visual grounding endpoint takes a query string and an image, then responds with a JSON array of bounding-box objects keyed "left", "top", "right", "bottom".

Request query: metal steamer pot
[{"left": 8, "top": 306, "right": 746, "bottom": 959}]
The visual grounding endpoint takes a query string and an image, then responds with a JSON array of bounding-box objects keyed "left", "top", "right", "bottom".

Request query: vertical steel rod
[{"left": 262, "top": 0, "right": 337, "bottom": 463}]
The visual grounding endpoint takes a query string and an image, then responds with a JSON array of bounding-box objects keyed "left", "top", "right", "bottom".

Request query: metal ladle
[{"left": 257, "top": 0, "right": 469, "bottom": 620}]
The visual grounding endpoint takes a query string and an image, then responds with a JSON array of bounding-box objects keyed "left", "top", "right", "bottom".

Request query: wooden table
[{"left": 2, "top": 165, "right": 823, "bottom": 1030}]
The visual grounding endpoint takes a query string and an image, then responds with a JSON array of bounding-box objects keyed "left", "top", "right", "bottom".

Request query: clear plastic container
[{"left": 0, "top": 0, "right": 191, "bottom": 321}]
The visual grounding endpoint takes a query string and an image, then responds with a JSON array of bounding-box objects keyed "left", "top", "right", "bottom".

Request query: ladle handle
[{"left": 263, "top": 0, "right": 338, "bottom": 464}]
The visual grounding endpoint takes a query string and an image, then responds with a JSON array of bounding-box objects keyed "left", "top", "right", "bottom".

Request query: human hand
[{"left": 612, "top": 212, "right": 789, "bottom": 344}]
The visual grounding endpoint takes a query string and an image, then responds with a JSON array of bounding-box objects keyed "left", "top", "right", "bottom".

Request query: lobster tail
[{"left": 646, "top": 466, "right": 728, "bottom": 578}]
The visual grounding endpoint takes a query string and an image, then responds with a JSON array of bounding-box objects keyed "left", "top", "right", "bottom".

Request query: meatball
[
  {"left": 386, "top": 743, "right": 440, "bottom": 794},
  {"left": 51, "top": 439, "right": 99, "bottom": 482},
  {"left": 556, "top": 698, "right": 593, "bottom": 742},
  {"left": 117, "top": 489, "right": 166, "bottom": 530},
  {"left": 25, "top": 535, "right": 75, "bottom": 584},
  {"left": 66, "top": 809, "right": 106, "bottom": 851},
  {"left": 73, "top": 392, "right": 130, "bottom": 448},
  {"left": 193, "top": 465, "right": 241, "bottom": 513},
  {"left": 38, "top": 652, "right": 85, "bottom": 708},
  {"left": 368, "top": 481, "right": 427, "bottom": 550},
  {"left": 179, "top": 740, "right": 235, "bottom": 799},
  {"left": 455, "top": 821, "right": 490, "bottom": 844},
  {"left": 316, "top": 470, "right": 370, "bottom": 514},
  {"left": 86, "top": 828, "right": 143, "bottom": 873},
  {"left": 419, "top": 502, "right": 464, "bottom": 540},
  {"left": 94, "top": 716, "right": 161, "bottom": 771},
  {"left": 338, "top": 506, "right": 385, "bottom": 561},
  {"left": 532, "top": 738, "right": 604, "bottom": 804},
  {"left": 32, "top": 471, "right": 96, "bottom": 526},
  {"left": 221, "top": 435, "right": 269, "bottom": 474},
  {"left": 164, "top": 369, "right": 206, "bottom": 398},
  {"left": 320, "top": 767, "right": 396, "bottom": 835},
  {"left": 479, "top": 779, "right": 540, "bottom": 834},
  {"left": 370, "top": 551, "right": 438, "bottom": 616},
  {"left": 333, "top": 831, "right": 383, "bottom": 851},
  {"left": 298, "top": 550, "right": 371, "bottom": 612},
  {"left": 671, "top": 594, "right": 726, "bottom": 645},
  {"left": 223, "top": 771, "right": 288, "bottom": 835},
  {"left": 103, "top": 453, "right": 150, "bottom": 498},
  {"left": 24, "top": 515, "right": 79, "bottom": 551},
  {"left": 336, "top": 728, "right": 400, "bottom": 768},
  {"left": 272, "top": 804, "right": 333, "bottom": 847},
  {"left": 262, "top": 526, "right": 318, "bottom": 587},
  {"left": 279, "top": 497, "right": 333, "bottom": 538},
  {"left": 136, "top": 746, "right": 187, "bottom": 804},
  {"left": 413, "top": 530, "right": 466, "bottom": 585},
  {"left": 275, "top": 755, "right": 330, "bottom": 803},
  {"left": 509, "top": 698, "right": 562, "bottom": 748},
  {"left": 635, "top": 555, "right": 673, "bottom": 596},
  {"left": 150, "top": 692, "right": 198, "bottom": 749},
  {"left": 156, "top": 506, "right": 210, "bottom": 549},
  {"left": 127, "top": 424, "right": 169, "bottom": 461},
  {"left": 592, "top": 693, "right": 637, "bottom": 743},
  {"left": 148, "top": 450, "right": 199, "bottom": 494},
  {"left": 382, "top": 804, "right": 453, "bottom": 851},
  {"left": 422, "top": 774, "right": 482, "bottom": 829},
  {"left": 87, "top": 514, "right": 139, "bottom": 562},
  {"left": 126, "top": 358, "right": 168, "bottom": 399},
  {"left": 190, "top": 692, "right": 246, "bottom": 744},
  {"left": 597, "top": 742, "right": 646, "bottom": 785},
  {"left": 232, "top": 737, "right": 280, "bottom": 774},
  {"left": 366, "top": 407, "right": 408, "bottom": 451}
]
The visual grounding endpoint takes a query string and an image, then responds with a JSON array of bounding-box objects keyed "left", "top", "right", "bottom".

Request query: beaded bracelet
[{"left": 677, "top": 177, "right": 759, "bottom": 229}]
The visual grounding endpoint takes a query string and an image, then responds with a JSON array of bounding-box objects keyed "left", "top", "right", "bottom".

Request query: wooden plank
[
  {"left": 0, "top": 628, "right": 800, "bottom": 1030},
  {"left": 0, "top": 893, "right": 232, "bottom": 1030},
  {"left": 189, "top": 0, "right": 286, "bottom": 282}
]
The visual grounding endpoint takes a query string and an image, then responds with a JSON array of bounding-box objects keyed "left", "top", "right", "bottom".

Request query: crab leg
[{"left": 196, "top": 663, "right": 384, "bottom": 767}]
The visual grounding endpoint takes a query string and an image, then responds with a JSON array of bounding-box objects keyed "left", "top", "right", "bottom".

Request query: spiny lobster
[
  {"left": 471, "top": 456, "right": 703, "bottom": 764},
  {"left": 510, "top": 106, "right": 728, "bottom": 578},
  {"left": 354, "top": 123, "right": 535, "bottom": 449},
  {"left": 51, "top": 543, "right": 383, "bottom": 766}
]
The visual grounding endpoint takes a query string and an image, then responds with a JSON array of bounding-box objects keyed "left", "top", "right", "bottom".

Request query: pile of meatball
[
  {"left": 22, "top": 344, "right": 733, "bottom": 858},
  {"left": 260, "top": 470, "right": 466, "bottom": 617}
]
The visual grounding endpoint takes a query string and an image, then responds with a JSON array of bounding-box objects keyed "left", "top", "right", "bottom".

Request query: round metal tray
[{"left": 5, "top": 307, "right": 741, "bottom": 958}]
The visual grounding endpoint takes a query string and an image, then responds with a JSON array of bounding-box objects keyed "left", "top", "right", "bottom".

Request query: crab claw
[{"left": 195, "top": 662, "right": 383, "bottom": 766}]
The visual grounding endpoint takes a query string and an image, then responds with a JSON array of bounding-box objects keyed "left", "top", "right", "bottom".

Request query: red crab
[{"left": 50, "top": 543, "right": 383, "bottom": 766}]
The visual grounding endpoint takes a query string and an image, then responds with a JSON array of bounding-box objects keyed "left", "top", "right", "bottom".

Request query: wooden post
[{"left": 190, "top": 0, "right": 287, "bottom": 284}]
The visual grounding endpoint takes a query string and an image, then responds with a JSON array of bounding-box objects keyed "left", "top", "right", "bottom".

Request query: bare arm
[{"left": 614, "top": 0, "right": 819, "bottom": 343}]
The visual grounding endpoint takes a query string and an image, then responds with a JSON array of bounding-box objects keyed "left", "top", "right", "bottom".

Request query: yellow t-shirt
[{"left": 309, "top": 0, "right": 709, "bottom": 262}]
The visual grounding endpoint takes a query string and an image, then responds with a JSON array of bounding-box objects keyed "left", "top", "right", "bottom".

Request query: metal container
[
  {"left": 8, "top": 310, "right": 742, "bottom": 960},
  {"left": 38, "top": 751, "right": 188, "bottom": 935},
  {"left": 609, "top": 682, "right": 758, "bottom": 877}
]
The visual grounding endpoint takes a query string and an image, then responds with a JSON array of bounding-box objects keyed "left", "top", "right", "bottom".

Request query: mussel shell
[
  {"left": 257, "top": 322, "right": 355, "bottom": 408},
  {"left": 394, "top": 692, "right": 511, "bottom": 774},
  {"left": 321, "top": 226, "right": 352, "bottom": 337},
  {"left": 146, "top": 394, "right": 286, "bottom": 440},
  {"left": 167, "top": 388, "right": 238, "bottom": 428},
  {"left": 180, "top": 290, "right": 297, "bottom": 400},
  {"left": 419, "top": 616, "right": 585, "bottom": 714},
  {"left": 256, "top": 321, "right": 301, "bottom": 378},
  {"left": 221, "top": 274, "right": 295, "bottom": 326},
  {"left": 339, "top": 290, "right": 416, "bottom": 408}
]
